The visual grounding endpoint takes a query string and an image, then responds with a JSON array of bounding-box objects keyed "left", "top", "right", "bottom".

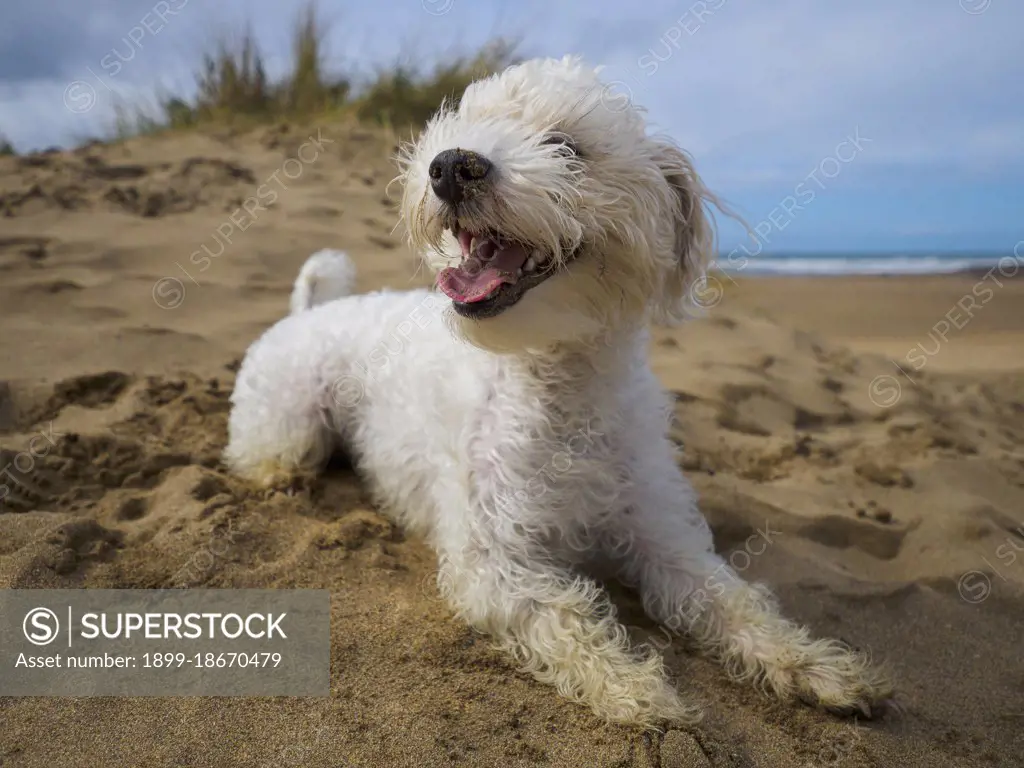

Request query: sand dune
[{"left": 1, "top": 123, "right": 1022, "bottom": 767}]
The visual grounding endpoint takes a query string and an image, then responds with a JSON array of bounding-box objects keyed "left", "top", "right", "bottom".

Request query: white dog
[{"left": 225, "top": 57, "right": 893, "bottom": 727}]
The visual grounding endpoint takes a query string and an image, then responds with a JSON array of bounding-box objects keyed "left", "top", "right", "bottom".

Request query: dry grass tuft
[{"left": 112, "top": 3, "right": 517, "bottom": 141}]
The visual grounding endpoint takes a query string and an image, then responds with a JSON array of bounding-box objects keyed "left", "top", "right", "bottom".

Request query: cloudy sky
[{"left": 0, "top": 0, "right": 1020, "bottom": 253}]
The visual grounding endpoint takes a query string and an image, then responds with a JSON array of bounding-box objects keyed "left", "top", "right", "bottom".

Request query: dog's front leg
[
  {"left": 435, "top": 539, "right": 699, "bottom": 728},
  {"left": 614, "top": 445, "right": 895, "bottom": 717},
  {"left": 638, "top": 544, "right": 894, "bottom": 718}
]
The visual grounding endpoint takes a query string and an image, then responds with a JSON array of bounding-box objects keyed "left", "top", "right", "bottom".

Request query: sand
[{"left": 1, "top": 122, "right": 1022, "bottom": 768}]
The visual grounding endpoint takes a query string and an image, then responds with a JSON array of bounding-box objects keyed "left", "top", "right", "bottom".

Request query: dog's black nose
[{"left": 428, "top": 149, "right": 492, "bottom": 205}]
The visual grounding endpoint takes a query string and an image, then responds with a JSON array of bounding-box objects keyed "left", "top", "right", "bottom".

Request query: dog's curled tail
[{"left": 289, "top": 249, "right": 357, "bottom": 314}]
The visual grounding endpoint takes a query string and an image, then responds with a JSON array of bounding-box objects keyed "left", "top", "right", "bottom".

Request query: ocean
[{"left": 716, "top": 252, "right": 1017, "bottom": 277}]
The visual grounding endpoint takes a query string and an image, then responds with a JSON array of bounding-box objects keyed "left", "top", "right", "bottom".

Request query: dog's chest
[{"left": 467, "top": 367, "right": 628, "bottom": 533}]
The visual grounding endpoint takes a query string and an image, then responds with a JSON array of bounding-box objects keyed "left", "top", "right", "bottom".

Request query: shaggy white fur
[{"left": 225, "top": 56, "right": 893, "bottom": 728}]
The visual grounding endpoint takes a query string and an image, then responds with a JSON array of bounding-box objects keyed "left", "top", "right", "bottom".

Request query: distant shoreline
[{"left": 713, "top": 251, "right": 1022, "bottom": 277}]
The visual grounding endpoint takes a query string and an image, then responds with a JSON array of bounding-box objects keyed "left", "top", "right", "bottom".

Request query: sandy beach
[{"left": 1, "top": 123, "right": 1022, "bottom": 767}]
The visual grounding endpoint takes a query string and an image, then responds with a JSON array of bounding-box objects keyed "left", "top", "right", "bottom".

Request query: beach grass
[{"left": 111, "top": 3, "right": 518, "bottom": 142}]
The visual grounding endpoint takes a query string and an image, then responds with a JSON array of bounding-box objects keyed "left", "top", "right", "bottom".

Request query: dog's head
[{"left": 398, "top": 56, "right": 718, "bottom": 352}]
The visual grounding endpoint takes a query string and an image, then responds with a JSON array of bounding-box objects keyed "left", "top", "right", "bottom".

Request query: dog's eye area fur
[{"left": 541, "top": 134, "right": 579, "bottom": 156}]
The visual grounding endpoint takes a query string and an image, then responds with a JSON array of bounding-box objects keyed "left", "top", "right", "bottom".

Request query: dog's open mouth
[{"left": 437, "top": 225, "right": 569, "bottom": 319}]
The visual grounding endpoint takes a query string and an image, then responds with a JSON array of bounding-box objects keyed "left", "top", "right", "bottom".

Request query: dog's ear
[{"left": 650, "top": 139, "right": 718, "bottom": 321}]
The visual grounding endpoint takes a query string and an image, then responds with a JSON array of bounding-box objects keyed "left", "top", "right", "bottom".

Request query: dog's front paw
[
  {"left": 779, "top": 641, "right": 895, "bottom": 719},
  {"left": 588, "top": 679, "right": 702, "bottom": 729},
  {"left": 578, "top": 653, "right": 703, "bottom": 729},
  {"left": 227, "top": 458, "right": 313, "bottom": 493}
]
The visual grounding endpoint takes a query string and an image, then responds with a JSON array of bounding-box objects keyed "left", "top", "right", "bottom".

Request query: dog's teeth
[
  {"left": 531, "top": 248, "right": 544, "bottom": 262},
  {"left": 469, "top": 236, "right": 478, "bottom": 254},
  {"left": 523, "top": 257, "right": 536, "bottom": 272}
]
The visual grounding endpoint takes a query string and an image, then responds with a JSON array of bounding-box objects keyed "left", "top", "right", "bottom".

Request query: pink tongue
[{"left": 437, "top": 241, "right": 529, "bottom": 303}]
